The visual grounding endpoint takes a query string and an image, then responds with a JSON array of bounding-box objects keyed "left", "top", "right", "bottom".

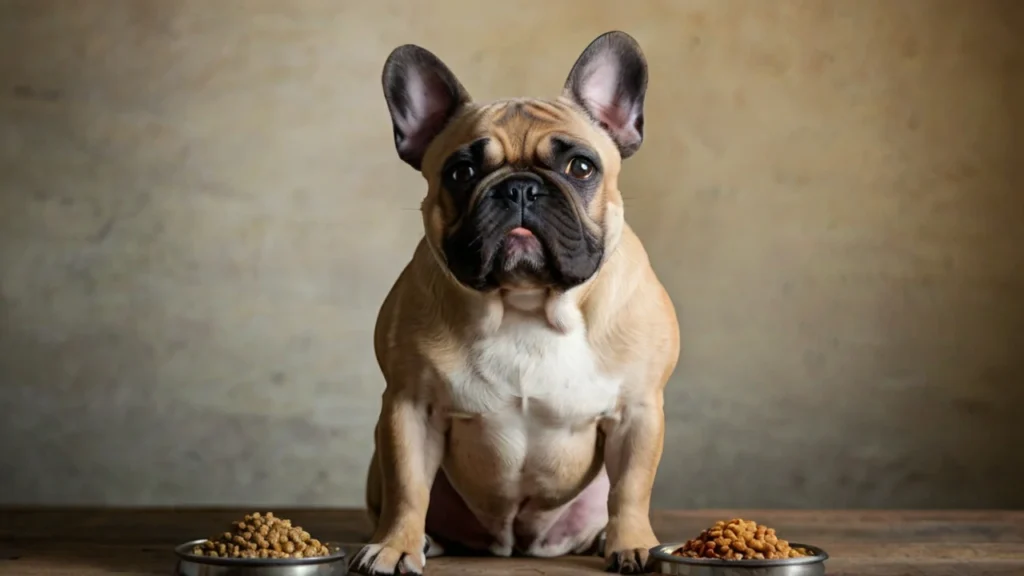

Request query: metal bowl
[
  {"left": 648, "top": 542, "right": 829, "bottom": 576},
  {"left": 174, "top": 539, "right": 349, "bottom": 576}
]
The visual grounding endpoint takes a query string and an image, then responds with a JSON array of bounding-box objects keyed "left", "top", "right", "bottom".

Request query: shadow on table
[{"left": 2, "top": 538, "right": 611, "bottom": 575}]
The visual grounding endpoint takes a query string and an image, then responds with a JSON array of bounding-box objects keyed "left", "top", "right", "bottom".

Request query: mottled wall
[{"left": 1, "top": 0, "right": 1022, "bottom": 509}]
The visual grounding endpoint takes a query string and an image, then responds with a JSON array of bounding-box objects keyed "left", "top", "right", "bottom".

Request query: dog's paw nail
[
  {"left": 422, "top": 534, "right": 445, "bottom": 558},
  {"left": 350, "top": 544, "right": 424, "bottom": 576},
  {"left": 399, "top": 553, "right": 423, "bottom": 574}
]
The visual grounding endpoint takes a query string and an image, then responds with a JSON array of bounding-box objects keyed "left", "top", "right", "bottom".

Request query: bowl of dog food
[
  {"left": 174, "top": 512, "right": 349, "bottom": 576},
  {"left": 649, "top": 518, "right": 828, "bottom": 575}
]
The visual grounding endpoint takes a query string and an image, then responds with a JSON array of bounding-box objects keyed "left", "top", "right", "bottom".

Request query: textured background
[{"left": 1, "top": 0, "right": 1022, "bottom": 509}]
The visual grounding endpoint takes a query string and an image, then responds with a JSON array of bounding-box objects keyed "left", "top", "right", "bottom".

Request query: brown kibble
[
  {"left": 672, "top": 519, "right": 809, "bottom": 561},
  {"left": 194, "top": 512, "right": 330, "bottom": 559}
]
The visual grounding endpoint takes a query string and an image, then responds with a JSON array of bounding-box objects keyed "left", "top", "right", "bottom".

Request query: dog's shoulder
[
  {"left": 373, "top": 239, "right": 468, "bottom": 389},
  {"left": 582, "top": 224, "right": 681, "bottom": 392}
]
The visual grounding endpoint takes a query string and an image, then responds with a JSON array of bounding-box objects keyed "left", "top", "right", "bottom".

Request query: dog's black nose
[{"left": 495, "top": 175, "right": 545, "bottom": 204}]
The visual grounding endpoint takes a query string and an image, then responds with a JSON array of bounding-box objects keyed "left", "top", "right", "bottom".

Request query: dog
[{"left": 353, "top": 31, "right": 680, "bottom": 575}]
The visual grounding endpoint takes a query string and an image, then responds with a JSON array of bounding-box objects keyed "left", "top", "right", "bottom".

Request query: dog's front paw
[
  {"left": 350, "top": 541, "right": 425, "bottom": 576},
  {"left": 605, "top": 546, "right": 653, "bottom": 574},
  {"left": 604, "top": 523, "right": 658, "bottom": 574}
]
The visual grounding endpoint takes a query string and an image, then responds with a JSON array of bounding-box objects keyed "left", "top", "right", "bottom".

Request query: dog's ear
[
  {"left": 562, "top": 31, "right": 648, "bottom": 159},
  {"left": 382, "top": 45, "right": 472, "bottom": 171}
]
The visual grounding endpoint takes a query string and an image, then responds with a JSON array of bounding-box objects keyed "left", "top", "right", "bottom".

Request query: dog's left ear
[
  {"left": 382, "top": 44, "right": 472, "bottom": 171},
  {"left": 562, "top": 31, "right": 648, "bottom": 160}
]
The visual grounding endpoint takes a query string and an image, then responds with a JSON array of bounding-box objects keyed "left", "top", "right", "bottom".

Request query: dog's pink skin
[{"left": 425, "top": 468, "right": 609, "bottom": 557}]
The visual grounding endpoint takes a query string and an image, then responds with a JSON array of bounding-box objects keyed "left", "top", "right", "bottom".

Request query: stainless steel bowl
[
  {"left": 174, "top": 539, "right": 349, "bottom": 576},
  {"left": 648, "top": 542, "right": 829, "bottom": 576}
]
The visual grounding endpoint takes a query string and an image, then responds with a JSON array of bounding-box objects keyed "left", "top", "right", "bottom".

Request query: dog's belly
[{"left": 431, "top": 312, "right": 620, "bottom": 556}]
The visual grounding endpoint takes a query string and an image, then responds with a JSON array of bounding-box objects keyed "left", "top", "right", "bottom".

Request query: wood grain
[{"left": 0, "top": 508, "right": 1022, "bottom": 575}]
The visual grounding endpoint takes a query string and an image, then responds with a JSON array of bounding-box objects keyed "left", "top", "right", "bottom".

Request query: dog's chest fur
[
  {"left": 439, "top": 294, "right": 621, "bottom": 504},
  {"left": 450, "top": 314, "right": 619, "bottom": 421}
]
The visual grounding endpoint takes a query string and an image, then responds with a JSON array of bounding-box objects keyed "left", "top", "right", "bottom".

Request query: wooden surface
[{"left": 1, "top": 508, "right": 1023, "bottom": 575}]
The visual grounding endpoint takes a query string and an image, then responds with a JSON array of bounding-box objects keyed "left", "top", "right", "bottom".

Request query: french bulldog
[{"left": 353, "top": 31, "right": 680, "bottom": 575}]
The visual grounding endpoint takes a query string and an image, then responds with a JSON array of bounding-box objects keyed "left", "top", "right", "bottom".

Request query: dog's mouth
[
  {"left": 493, "top": 227, "right": 551, "bottom": 286},
  {"left": 441, "top": 186, "right": 603, "bottom": 293},
  {"left": 500, "top": 228, "right": 542, "bottom": 264}
]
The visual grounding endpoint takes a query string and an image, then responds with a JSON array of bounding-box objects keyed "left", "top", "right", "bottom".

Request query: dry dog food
[
  {"left": 673, "top": 518, "right": 809, "bottom": 560},
  {"left": 190, "top": 512, "right": 331, "bottom": 559}
]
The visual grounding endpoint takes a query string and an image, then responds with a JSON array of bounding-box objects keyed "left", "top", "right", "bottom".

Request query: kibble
[
  {"left": 673, "top": 519, "right": 809, "bottom": 561},
  {"left": 190, "top": 512, "right": 331, "bottom": 559}
]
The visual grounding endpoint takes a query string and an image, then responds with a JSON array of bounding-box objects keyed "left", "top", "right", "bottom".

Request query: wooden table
[{"left": 1, "top": 509, "right": 1022, "bottom": 575}]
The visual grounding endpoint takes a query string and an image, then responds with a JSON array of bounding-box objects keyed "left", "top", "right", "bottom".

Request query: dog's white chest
[{"left": 445, "top": 312, "right": 621, "bottom": 428}]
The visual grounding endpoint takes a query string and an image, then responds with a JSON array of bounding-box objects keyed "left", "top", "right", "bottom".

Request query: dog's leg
[
  {"left": 365, "top": 435, "right": 383, "bottom": 528},
  {"left": 600, "top": 393, "right": 665, "bottom": 574},
  {"left": 351, "top": 390, "right": 444, "bottom": 575}
]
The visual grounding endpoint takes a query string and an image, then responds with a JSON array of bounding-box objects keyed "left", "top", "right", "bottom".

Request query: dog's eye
[
  {"left": 565, "top": 157, "right": 595, "bottom": 180},
  {"left": 448, "top": 163, "right": 476, "bottom": 184}
]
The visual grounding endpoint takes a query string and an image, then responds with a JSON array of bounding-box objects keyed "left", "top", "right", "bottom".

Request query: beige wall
[{"left": 1, "top": 0, "right": 1022, "bottom": 509}]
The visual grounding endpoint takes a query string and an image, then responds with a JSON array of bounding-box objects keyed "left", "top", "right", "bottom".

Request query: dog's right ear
[{"left": 382, "top": 45, "right": 472, "bottom": 171}]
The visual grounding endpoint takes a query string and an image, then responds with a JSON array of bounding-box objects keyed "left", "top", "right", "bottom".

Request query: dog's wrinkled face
[
  {"left": 381, "top": 32, "right": 648, "bottom": 293},
  {"left": 430, "top": 100, "right": 614, "bottom": 292}
]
